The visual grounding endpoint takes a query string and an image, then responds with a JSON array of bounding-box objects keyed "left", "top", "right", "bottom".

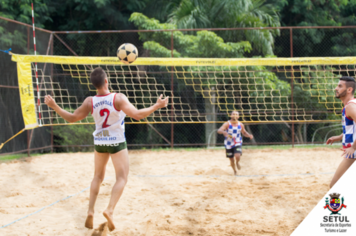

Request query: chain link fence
[
  {"left": 0, "top": 18, "right": 52, "bottom": 155},
  {"left": 2, "top": 17, "right": 353, "bottom": 155}
]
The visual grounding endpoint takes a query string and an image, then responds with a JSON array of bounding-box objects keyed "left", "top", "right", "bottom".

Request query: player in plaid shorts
[{"left": 217, "top": 111, "right": 254, "bottom": 175}]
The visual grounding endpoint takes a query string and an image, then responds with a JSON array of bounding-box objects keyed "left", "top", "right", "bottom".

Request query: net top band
[{"left": 11, "top": 54, "right": 356, "bottom": 66}]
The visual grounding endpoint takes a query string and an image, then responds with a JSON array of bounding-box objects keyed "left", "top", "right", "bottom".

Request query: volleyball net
[
  {"left": 12, "top": 54, "right": 350, "bottom": 127},
  {"left": 2, "top": 54, "right": 352, "bottom": 150}
]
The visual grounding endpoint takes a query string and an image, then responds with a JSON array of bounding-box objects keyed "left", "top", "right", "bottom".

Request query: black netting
[{"left": 0, "top": 20, "right": 52, "bottom": 155}]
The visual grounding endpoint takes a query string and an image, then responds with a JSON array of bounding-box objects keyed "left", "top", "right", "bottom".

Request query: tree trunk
[
  {"left": 294, "top": 133, "right": 300, "bottom": 144},
  {"left": 297, "top": 123, "right": 304, "bottom": 144},
  {"left": 245, "top": 125, "right": 256, "bottom": 144},
  {"left": 204, "top": 87, "right": 216, "bottom": 146},
  {"left": 304, "top": 123, "right": 307, "bottom": 143}
]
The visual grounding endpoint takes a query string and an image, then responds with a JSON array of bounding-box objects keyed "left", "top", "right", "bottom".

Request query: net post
[
  {"left": 26, "top": 25, "right": 30, "bottom": 156},
  {"left": 27, "top": 130, "right": 31, "bottom": 157},
  {"left": 27, "top": 27, "right": 30, "bottom": 54},
  {"left": 50, "top": 35, "right": 54, "bottom": 153},
  {"left": 170, "top": 31, "right": 174, "bottom": 149},
  {"left": 51, "top": 126, "right": 53, "bottom": 153},
  {"left": 31, "top": 3, "right": 42, "bottom": 126},
  {"left": 290, "top": 28, "right": 295, "bottom": 147}
]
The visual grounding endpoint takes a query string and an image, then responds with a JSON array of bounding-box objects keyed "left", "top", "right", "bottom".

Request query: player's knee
[
  {"left": 94, "top": 173, "right": 105, "bottom": 183},
  {"left": 235, "top": 154, "right": 241, "bottom": 160},
  {"left": 116, "top": 175, "right": 128, "bottom": 185}
]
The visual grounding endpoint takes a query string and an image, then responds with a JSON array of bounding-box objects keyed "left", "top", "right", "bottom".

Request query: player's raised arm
[
  {"left": 241, "top": 123, "right": 254, "bottom": 139},
  {"left": 115, "top": 93, "right": 168, "bottom": 120},
  {"left": 45, "top": 95, "right": 92, "bottom": 123}
]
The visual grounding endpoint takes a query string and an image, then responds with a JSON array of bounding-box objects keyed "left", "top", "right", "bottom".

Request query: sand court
[{"left": 0, "top": 147, "right": 343, "bottom": 235}]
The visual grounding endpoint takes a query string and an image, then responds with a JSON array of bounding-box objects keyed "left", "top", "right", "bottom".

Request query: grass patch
[
  {"left": 243, "top": 144, "right": 341, "bottom": 150},
  {"left": 147, "top": 143, "right": 341, "bottom": 152},
  {"left": 0, "top": 153, "right": 44, "bottom": 162}
]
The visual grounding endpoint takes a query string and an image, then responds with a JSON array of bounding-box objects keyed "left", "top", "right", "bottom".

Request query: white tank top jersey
[{"left": 91, "top": 93, "right": 126, "bottom": 145}]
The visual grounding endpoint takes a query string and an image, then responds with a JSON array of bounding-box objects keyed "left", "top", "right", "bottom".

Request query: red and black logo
[{"left": 324, "top": 193, "right": 346, "bottom": 215}]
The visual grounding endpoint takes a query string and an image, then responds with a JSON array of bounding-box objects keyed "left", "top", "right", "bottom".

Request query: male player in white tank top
[
  {"left": 217, "top": 111, "right": 254, "bottom": 175},
  {"left": 44, "top": 67, "right": 168, "bottom": 231},
  {"left": 327, "top": 76, "right": 356, "bottom": 188}
]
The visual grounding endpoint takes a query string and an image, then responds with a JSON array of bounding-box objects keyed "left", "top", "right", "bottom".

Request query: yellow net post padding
[{"left": 17, "top": 62, "right": 38, "bottom": 129}]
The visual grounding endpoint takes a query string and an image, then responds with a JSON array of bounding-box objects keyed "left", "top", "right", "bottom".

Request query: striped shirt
[
  {"left": 224, "top": 121, "right": 242, "bottom": 149},
  {"left": 342, "top": 99, "right": 356, "bottom": 158}
]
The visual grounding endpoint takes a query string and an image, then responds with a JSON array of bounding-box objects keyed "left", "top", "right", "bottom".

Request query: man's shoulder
[
  {"left": 114, "top": 93, "right": 127, "bottom": 99},
  {"left": 346, "top": 101, "right": 356, "bottom": 110},
  {"left": 347, "top": 99, "right": 356, "bottom": 105},
  {"left": 84, "top": 96, "right": 92, "bottom": 103},
  {"left": 114, "top": 93, "right": 129, "bottom": 103}
]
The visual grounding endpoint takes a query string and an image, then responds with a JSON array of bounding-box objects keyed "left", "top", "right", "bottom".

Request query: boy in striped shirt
[{"left": 217, "top": 111, "right": 254, "bottom": 175}]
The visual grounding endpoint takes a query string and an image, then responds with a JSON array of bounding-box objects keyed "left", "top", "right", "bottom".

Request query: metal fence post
[
  {"left": 170, "top": 31, "right": 174, "bottom": 149},
  {"left": 27, "top": 27, "right": 30, "bottom": 54},
  {"left": 27, "top": 27, "right": 30, "bottom": 157},
  {"left": 51, "top": 34, "right": 54, "bottom": 153},
  {"left": 290, "top": 28, "right": 295, "bottom": 147},
  {"left": 27, "top": 130, "right": 30, "bottom": 157}
]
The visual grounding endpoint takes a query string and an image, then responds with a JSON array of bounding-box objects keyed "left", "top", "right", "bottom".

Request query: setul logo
[
  {"left": 324, "top": 193, "right": 347, "bottom": 215},
  {"left": 321, "top": 193, "right": 351, "bottom": 233}
]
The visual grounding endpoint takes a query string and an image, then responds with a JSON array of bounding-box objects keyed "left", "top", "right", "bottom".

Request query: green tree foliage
[
  {"left": 0, "top": 0, "right": 51, "bottom": 27},
  {"left": 0, "top": 0, "right": 51, "bottom": 52},
  {"left": 279, "top": 0, "right": 356, "bottom": 56},
  {"left": 280, "top": 0, "right": 349, "bottom": 27},
  {"left": 44, "top": 0, "right": 148, "bottom": 31},
  {"left": 166, "top": 0, "right": 281, "bottom": 56},
  {"left": 43, "top": 0, "right": 151, "bottom": 56},
  {"left": 0, "top": 0, "right": 151, "bottom": 56},
  {"left": 0, "top": 0, "right": 150, "bottom": 31},
  {"left": 129, "top": 13, "right": 252, "bottom": 58}
]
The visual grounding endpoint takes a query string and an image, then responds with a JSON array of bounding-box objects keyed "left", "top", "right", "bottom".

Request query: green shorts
[{"left": 94, "top": 141, "right": 127, "bottom": 154}]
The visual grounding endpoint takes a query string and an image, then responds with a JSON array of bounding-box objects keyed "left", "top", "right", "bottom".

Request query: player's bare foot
[
  {"left": 236, "top": 162, "right": 241, "bottom": 170},
  {"left": 85, "top": 213, "right": 94, "bottom": 229},
  {"left": 103, "top": 210, "right": 115, "bottom": 231}
]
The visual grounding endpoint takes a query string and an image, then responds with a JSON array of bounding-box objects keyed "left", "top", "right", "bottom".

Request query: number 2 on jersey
[{"left": 100, "top": 108, "right": 111, "bottom": 128}]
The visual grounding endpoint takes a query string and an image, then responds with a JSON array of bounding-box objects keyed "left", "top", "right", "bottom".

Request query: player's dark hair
[
  {"left": 90, "top": 67, "right": 106, "bottom": 89},
  {"left": 340, "top": 76, "right": 356, "bottom": 94}
]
